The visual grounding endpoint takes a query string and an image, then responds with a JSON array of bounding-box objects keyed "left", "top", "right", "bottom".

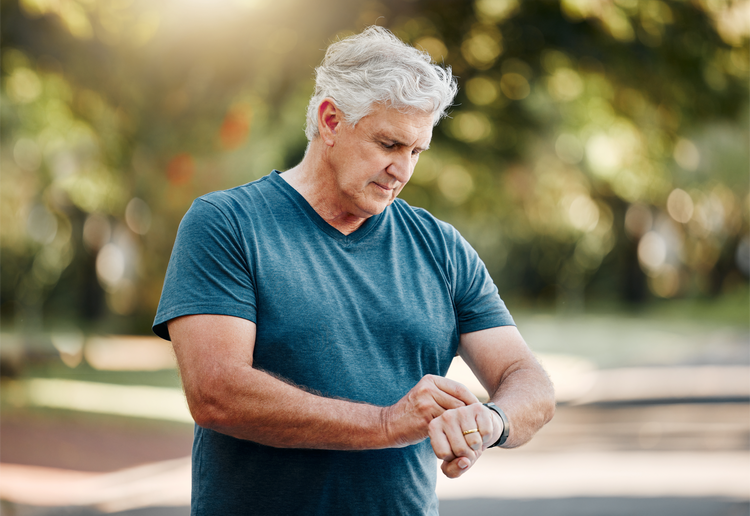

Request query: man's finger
[
  {"left": 430, "top": 376, "right": 479, "bottom": 407},
  {"left": 463, "top": 428, "right": 483, "bottom": 451},
  {"left": 445, "top": 424, "right": 478, "bottom": 460},
  {"left": 465, "top": 408, "right": 491, "bottom": 452},
  {"left": 430, "top": 388, "right": 468, "bottom": 411},
  {"left": 441, "top": 456, "right": 473, "bottom": 479},
  {"left": 428, "top": 424, "right": 455, "bottom": 461}
]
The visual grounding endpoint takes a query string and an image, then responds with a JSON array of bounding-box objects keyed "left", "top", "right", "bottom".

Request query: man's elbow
[
  {"left": 542, "top": 389, "right": 556, "bottom": 425},
  {"left": 540, "top": 372, "right": 556, "bottom": 424},
  {"left": 184, "top": 381, "right": 236, "bottom": 430},
  {"left": 524, "top": 368, "right": 556, "bottom": 432},
  {"left": 189, "top": 400, "right": 226, "bottom": 429}
]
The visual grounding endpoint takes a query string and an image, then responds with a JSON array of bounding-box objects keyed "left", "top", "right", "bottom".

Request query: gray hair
[{"left": 304, "top": 26, "right": 458, "bottom": 141}]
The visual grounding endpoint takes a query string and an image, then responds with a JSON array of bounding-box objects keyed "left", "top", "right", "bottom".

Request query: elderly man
[{"left": 154, "top": 26, "right": 554, "bottom": 515}]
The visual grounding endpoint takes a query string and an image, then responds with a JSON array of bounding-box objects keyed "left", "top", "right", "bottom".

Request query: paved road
[
  {"left": 0, "top": 314, "right": 750, "bottom": 516},
  {"left": 5, "top": 497, "right": 750, "bottom": 516},
  {"left": 2, "top": 401, "right": 748, "bottom": 515},
  {"left": 441, "top": 497, "right": 750, "bottom": 516}
]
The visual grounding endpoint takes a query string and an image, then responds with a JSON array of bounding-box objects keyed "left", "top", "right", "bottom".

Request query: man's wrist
[
  {"left": 378, "top": 405, "right": 397, "bottom": 448},
  {"left": 483, "top": 402, "right": 510, "bottom": 448}
]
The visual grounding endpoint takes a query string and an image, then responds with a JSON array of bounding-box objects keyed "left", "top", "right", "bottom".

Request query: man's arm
[
  {"left": 460, "top": 325, "right": 555, "bottom": 448},
  {"left": 429, "top": 325, "right": 555, "bottom": 477},
  {"left": 168, "top": 313, "right": 479, "bottom": 450}
]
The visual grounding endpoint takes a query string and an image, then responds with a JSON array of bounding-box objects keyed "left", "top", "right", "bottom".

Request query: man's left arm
[{"left": 428, "top": 325, "right": 555, "bottom": 478}]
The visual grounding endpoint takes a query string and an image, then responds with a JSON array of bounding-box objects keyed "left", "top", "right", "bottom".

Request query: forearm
[
  {"left": 170, "top": 315, "right": 391, "bottom": 450},
  {"left": 186, "top": 364, "right": 390, "bottom": 450},
  {"left": 489, "top": 360, "right": 555, "bottom": 448}
]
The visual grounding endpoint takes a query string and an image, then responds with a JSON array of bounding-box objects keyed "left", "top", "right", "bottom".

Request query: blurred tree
[
  {"left": 1, "top": 0, "right": 747, "bottom": 333},
  {"left": 389, "top": 0, "right": 749, "bottom": 310},
  {"left": 1, "top": 0, "right": 361, "bottom": 332}
]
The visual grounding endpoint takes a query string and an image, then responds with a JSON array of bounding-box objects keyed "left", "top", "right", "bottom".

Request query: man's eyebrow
[{"left": 377, "top": 134, "right": 430, "bottom": 151}]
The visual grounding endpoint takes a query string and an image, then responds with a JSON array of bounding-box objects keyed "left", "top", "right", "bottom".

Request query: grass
[{"left": 15, "top": 360, "right": 183, "bottom": 388}]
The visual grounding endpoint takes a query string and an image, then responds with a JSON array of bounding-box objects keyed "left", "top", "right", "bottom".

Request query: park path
[
  {"left": 1, "top": 321, "right": 748, "bottom": 515},
  {"left": 1, "top": 363, "right": 748, "bottom": 514}
]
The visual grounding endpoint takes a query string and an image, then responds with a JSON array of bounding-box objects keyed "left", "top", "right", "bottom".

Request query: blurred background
[{"left": 0, "top": 0, "right": 748, "bottom": 514}]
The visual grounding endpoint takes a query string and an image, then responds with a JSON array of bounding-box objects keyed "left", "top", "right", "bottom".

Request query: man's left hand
[{"left": 428, "top": 403, "right": 501, "bottom": 478}]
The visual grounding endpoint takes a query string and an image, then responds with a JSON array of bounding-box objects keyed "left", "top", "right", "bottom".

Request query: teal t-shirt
[{"left": 153, "top": 170, "right": 514, "bottom": 515}]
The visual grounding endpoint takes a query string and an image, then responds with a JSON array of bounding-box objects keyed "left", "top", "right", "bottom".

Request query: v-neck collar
[{"left": 268, "top": 170, "right": 384, "bottom": 245}]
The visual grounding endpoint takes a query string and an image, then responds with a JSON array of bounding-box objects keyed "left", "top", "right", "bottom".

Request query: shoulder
[
  {"left": 196, "top": 175, "right": 273, "bottom": 214},
  {"left": 181, "top": 174, "right": 279, "bottom": 232},
  {"left": 389, "top": 198, "right": 464, "bottom": 247}
]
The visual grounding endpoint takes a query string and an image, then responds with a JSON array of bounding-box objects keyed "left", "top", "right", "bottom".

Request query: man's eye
[{"left": 382, "top": 142, "right": 396, "bottom": 149}]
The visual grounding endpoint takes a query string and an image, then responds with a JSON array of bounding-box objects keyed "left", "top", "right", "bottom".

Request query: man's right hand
[{"left": 382, "top": 375, "right": 479, "bottom": 448}]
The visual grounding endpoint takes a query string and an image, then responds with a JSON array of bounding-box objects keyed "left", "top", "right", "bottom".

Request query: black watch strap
[{"left": 483, "top": 402, "right": 510, "bottom": 448}]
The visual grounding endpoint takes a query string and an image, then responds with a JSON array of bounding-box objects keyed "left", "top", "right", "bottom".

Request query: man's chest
[{"left": 248, "top": 229, "right": 459, "bottom": 404}]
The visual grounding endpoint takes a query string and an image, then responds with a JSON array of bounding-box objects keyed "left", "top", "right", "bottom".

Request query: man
[{"left": 153, "top": 26, "right": 554, "bottom": 515}]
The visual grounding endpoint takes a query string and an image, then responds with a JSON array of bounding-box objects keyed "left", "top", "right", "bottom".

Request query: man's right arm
[{"left": 169, "top": 313, "right": 478, "bottom": 450}]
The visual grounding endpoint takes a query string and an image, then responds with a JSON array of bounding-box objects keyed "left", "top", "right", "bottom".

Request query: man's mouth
[{"left": 373, "top": 182, "right": 396, "bottom": 192}]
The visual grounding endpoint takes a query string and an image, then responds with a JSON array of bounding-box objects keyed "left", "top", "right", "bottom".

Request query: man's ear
[{"left": 318, "top": 99, "right": 341, "bottom": 147}]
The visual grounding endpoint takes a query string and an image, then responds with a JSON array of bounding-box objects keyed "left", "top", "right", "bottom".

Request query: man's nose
[{"left": 387, "top": 151, "right": 413, "bottom": 183}]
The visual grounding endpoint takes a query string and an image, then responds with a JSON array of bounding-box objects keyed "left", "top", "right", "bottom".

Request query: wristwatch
[{"left": 483, "top": 402, "right": 510, "bottom": 448}]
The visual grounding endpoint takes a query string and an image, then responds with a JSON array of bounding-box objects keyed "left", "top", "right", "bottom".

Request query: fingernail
[
  {"left": 459, "top": 459, "right": 469, "bottom": 469},
  {"left": 471, "top": 443, "right": 481, "bottom": 451}
]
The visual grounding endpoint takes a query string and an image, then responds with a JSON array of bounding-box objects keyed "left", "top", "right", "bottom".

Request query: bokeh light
[
  {"left": 466, "top": 77, "right": 499, "bottom": 106},
  {"left": 667, "top": 188, "right": 694, "bottom": 224},
  {"left": 449, "top": 112, "right": 492, "bottom": 142},
  {"left": 26, "top": 205, "right": 58, "bottom": 245},
  {"left": 50, "top": 331, "right": 85, "bottom": 368},
  {"left": 462, "top": 25, "right": 503, "bottom": 70},
  {"left": 96, "top": 243, "right": 125, "bottom": 291},
  {"left": 500, "top": 73, "right": 530, "bottom": 100},
  {"left": 166, "top": 154, "right": 195, "bottom": 186},
  {"left": 649, "top": 263, "right": 680, "bottom": 298},
  {"left": 673, "top": 138, "right": 701, "bottom": 171},
  {"left": 625, "top": 204, "right": 653, "bottom": 239},
  {"left": 219, "top": 103, "right": 253, "bottom": 150},
  {"left": 638, "top": 231, "right": 667, "bottom": 275},
  {"left": 475, "top": 0, "right": 520, "bottom": 23},
  {"left": 83, "top": 213, "right": 111, "bottom": 252},
  {"left": 438, "top": 165, "right": 475, "bottom": 205},
  {"left": 6, "top": 67, "right": 42, "bottom": 103},
  {"left": 415, "top": 36, "right": 448, "bottom": 61},
  {"left": 586, "top": 133, "right": 622, "bottom": 178},
  {"left": 548, "top": 68, "right": 584, "bottom": 102},
  {"left": 125, "top": 198, "right": 152, "bottom": 236}
]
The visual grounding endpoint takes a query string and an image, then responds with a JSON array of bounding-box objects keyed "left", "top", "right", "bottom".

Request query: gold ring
[{"left": 462, "top": 428, "right": 479, "bottom": 436}]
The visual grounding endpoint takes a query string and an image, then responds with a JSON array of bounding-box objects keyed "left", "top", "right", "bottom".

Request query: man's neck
[{"left": 280, "top": 143, "right": 368, "bottom": 236}]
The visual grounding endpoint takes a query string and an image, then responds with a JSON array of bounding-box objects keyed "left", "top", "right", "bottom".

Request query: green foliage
[
  {"left": 394, "top": 0, "right": 749, "bottom": 307},
  {"left": 1, "top": 0, "right": 747, "bottom": 331}
]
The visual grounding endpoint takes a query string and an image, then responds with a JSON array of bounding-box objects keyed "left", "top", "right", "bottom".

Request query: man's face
[{"left": 325, "top": 102, "right": 434, "bottom": 219}]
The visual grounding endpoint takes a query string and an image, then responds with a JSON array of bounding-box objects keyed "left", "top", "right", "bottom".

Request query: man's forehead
[{"left": 367, "top": 107, "right": 434, "bottom": 147}]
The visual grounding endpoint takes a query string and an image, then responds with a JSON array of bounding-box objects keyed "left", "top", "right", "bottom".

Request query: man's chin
[{"left": 357, "top": 200, "right": 392, "bottom": 219}]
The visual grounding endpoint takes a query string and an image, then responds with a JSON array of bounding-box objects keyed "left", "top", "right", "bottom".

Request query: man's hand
[
  {"left": 427, "top": 325, "right": 556, "bottom": 479},
  {"left": 429, "top": 403, "right": 502, "bottom": 478},
  {"left": 383, "top": 375, "right": 479, "bottom": 448}
]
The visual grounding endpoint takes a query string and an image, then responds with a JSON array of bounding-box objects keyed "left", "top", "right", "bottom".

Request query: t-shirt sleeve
[
  {"left": 450, "top": 229, "right": 515, "bottom": 334},
  {"left": 152, "top": 197, "right": 257, "bottom": 341}
]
